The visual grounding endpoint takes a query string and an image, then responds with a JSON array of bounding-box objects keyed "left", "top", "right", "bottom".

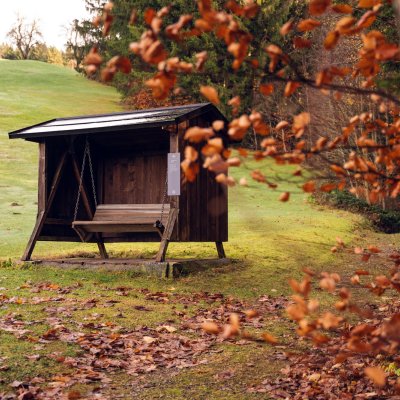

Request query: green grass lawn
[
  {"left": 0, "top": 60, "right": 121, "bottom": 258},
  {"left": 0, "top": 60, "right": 398, "bottom": 399}
]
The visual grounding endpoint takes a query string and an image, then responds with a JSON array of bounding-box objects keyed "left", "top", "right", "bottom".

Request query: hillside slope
[{"left": 0, "top": 60, "right": 123, "bottom": 257}]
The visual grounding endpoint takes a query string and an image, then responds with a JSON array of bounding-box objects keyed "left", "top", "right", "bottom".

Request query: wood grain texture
[{"left": 177, "top": 117, "right": 228, "bottom": 243}]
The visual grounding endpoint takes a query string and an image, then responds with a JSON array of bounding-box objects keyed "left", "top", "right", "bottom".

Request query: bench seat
[{"left": 72, "top": 204, "right": 170, "bottom": 240}]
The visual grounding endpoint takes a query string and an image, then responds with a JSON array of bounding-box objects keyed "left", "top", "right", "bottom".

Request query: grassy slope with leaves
[{"left": 0, "top": 60, "right": 399, "bottom": 399}]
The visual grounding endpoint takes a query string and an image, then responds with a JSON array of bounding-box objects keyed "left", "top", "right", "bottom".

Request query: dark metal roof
[{"left": 9, "top": 103, "right": 226, "bottom": 141}]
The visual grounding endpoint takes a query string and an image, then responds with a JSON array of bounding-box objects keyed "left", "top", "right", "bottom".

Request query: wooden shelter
[{"left": 9, "top": 103, "right": 228, "bottom": 262}]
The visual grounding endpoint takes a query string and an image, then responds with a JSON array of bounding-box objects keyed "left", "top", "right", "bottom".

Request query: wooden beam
[
  {"left": 97, "top": 241, "right": 108, "bottom": 259},
  {"left": 216, "top": 241, "right": 226, "bottom": 259},
  {"left": 22, "top": 151, "right": 68, "bottom": 261},
  {"left": 38, "top": 142, "right": 47, "bottom": 214},
  {"left": 156, "top": 208, "right": 178, "bottom": 262}
]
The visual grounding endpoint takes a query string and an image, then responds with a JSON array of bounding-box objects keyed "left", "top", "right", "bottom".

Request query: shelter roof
[{"left": 9, "top": 103, "right": 225, "bottom": 141}]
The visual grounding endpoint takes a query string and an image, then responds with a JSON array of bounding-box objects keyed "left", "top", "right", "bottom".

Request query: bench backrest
[{"left": 93, "top": 204, "right": 170, "bottom": 224}]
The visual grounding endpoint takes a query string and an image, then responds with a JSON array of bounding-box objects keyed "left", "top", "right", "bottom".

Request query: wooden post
[
  {"left": 216, "top": 241, "right": 226, "bottom": 259},
  {"left": 22, "top": 151, "right": 68, "bottom": 261},
  {"left": 156, "top": 208, "right": 178, "bottom": 262},
  {"left": 38, "top": 142, "right": 47, "bottom": 214},
  {"left": 70, "top": 152, "right": 108, "bottom": 259},
  {"left": 155, "top": 123, "right": 181, "bottom": 263}
]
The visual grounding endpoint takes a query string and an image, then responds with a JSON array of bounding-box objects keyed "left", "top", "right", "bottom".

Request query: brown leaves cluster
[
  {"left": 202, "top": 311, "right": 278, "bottom": 344},
  {"left": 285, "top": 248, "right": 400, "bottom": 391},
  {"left": 287, "top": 270, "right": 345, "bottom": 345},
  {"left": 181, "top": 122, "right": 235, "bottom": 183}
]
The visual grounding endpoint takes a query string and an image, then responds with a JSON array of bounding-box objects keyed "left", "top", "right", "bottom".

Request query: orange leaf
[
  {"left": 185, "top": 146, "right": 198, "bottom": 162},
  {"left": 336, "top": 16, "right": 356, "bottom": 33},
  {"left": 324, "top": 30, "right": 340, "bottom": 50},
  {"left": 202, "top": 322, "right": 220, "bottom": 334},
  {"left": 200, "top": 85, "right": 220, "bottom": 105},
  {"left": 104, "top": 2, "right": 113, "bottom": 12},
  {"left": 284, "top": 81, "right": 301, "bottom": 97},
  {"left": 228, "top": 96, "right": 241, "bottom": 108},
  {"left": 279, "top": 192, "right": 290, "bottom": 202},
  {"left": 293, "top": 112, "right": 311, "bottom": 134},
  {"left": 354, "top": 247, "right": 364, "bottom": 254},
  {"left": 320, "top": 277, "right": 336, "bottom": 292},
  {"left": 303, "top": 181, "right": 316, "bottom": 193},
  {"left": 260, "top": 83, "right": 274, "bottom": 96},
  {"left": 332, "top": 4, "right": 353, "bottom": 13},
  {"left": 276, "top": 120, "right": 290, "bottom": 130},
  {"left": 144, "top": 8, "right": 156, "bottom": 25},
  {"left": 280, "top": 20, "right": 294, "bottom": 35},
  {"left": 212, "top": 120, "right": 225, "bottom": 131},
  {"left": 184, "top": 127, "right": 214, "bottom": 143},
  {"left": 320, "top": 183, "right": 337, "bottom": 192},
  {"left": 358, "top": 0, "right": 374, "bottom": 8},
  {"left": 319, "top": 312, "right": 342, "bottom": 329},
  {"left": 355, "top": 269, "right": 369, "bottom": 275},
  {"left": 309, "top": 0, "right": 331, "bottom": 16},
  {"left": 262, "top": 332, "right": 278, "bottom": 344},
  {"left": 83, "top": 47, "right": 103, "bottom": 66},
  {"left": 229, "top": 313, "right": 240, "bottom": 333},
  {"left": 368, "top": 245, "right": 381, "bottom": 253},
  {"left": 364, "top": 366, "right": 386, "bottom": 387},
  {"left": 297, "top": 19, "right": 322, "bottom": 32},
  {"left": 202, "top": 138, "right": 224, "bottom": 156},
  {"left": 239, "top": 177, "right": 248, "bottom": 187},
  {"left": 245, "top": 309, "right": 259, "bottom": 318},
  {"left": 227, "top": 157, "right": 241, "bottom": 167}
]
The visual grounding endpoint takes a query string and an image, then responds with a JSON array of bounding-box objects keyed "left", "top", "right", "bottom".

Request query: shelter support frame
[{"left": 22, "top": 138, "right": 108, "bottom": 261}]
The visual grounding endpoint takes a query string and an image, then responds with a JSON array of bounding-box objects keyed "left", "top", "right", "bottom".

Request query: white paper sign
[{"left": 168, "top": 153, "right": 181, "bottom": 196}]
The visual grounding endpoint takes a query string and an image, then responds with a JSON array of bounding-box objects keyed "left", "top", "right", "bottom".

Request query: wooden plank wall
[
  {"left": 103, "top": 153, "right": 167, "bottom": 204},
  {"left": 177, "top": 115, "right": 228, "bottom": 242}
]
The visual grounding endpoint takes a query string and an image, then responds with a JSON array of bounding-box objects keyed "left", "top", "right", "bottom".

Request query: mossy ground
[{"left": 0, "top": 60, "right": 398, "bottom": 399}]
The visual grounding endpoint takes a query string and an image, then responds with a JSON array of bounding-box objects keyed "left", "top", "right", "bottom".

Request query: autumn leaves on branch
[
  {"left": 83, "top": 0, "right": 399, "bottom": 206},
  {"left": 80, "top": 0, "right": 400, "bottom": 390}
]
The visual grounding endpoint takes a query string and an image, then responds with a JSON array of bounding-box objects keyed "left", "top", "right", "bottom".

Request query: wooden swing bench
[
  {"left": 72, "top": 203, "right": 177, "bottom": 262},
  {"left": 68, "top": 139, "right": 179, "bottom": 262},
  {"left": 72, "top": 204, "right": 171, "bottom": 240}
]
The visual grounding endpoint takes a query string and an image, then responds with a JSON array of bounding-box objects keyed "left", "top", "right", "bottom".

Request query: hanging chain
[
  {"left": 160, "top": 172, "right": 168, "bottom": 223},
  {"left": 86, "top": 138, "right": 98, "bottom": 208},
  {"left": 73, "top": 139, "right": 88, "bottom": 221}
]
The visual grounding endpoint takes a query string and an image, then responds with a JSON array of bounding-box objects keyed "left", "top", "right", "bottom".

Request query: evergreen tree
[{"left": 72, "top": 0, "right": 301, "bottom": 116}]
